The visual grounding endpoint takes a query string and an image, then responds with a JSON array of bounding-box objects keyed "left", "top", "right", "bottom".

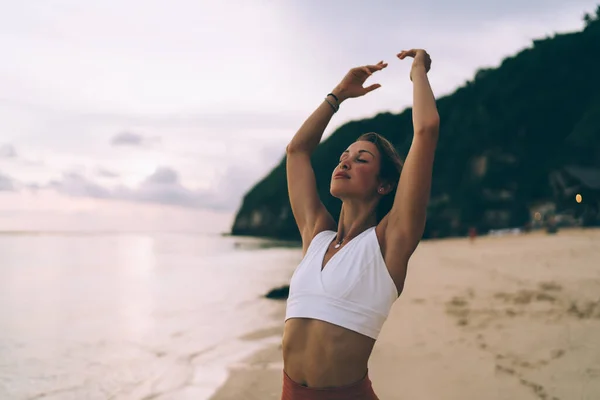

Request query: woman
[{"left": 282, "top": 49, "right": 439, "bottom": 399}]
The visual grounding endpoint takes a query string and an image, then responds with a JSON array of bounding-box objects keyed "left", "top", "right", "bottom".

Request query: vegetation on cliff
[{"left": 232, "top": 8, "right": 600, "bottom": 240}]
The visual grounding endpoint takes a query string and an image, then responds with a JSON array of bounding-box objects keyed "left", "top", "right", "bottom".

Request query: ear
[{"left": 377, "top": 182, "right": 394, "bottom": 195}]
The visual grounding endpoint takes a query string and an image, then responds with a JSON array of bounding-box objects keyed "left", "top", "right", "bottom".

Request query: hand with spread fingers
[
  {"left": 397, "top": 49, "right": 432, "bottom": 81},
  {"left": 331, "top": 61, "right": 388, "bottom": 102}
]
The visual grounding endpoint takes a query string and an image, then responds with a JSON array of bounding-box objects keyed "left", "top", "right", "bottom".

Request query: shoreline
[
  {"left": 209, "top": 306, "right": 287, "bottom": 400},
  {"left": 210, "top": 228, "right": 600, "bottom": 400},
  {"left": 224, "top": 225, "right": 598, "bottom": 244}
]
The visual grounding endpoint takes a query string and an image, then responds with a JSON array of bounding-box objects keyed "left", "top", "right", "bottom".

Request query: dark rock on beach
[{"left": 265, "top": 285, "right": 289, "bottom": 300}]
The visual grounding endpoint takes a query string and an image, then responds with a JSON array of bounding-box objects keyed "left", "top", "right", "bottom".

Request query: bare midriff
[{"left": 282, "top": 317, "right": 376, "bottom": 388}]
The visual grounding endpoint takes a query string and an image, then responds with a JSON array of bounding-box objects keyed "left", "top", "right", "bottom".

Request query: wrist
[
  {"left": 410, "top": 64, "right": 427, "bottom": 81},
  {"left": 411, "top": 63, "right": 426, "bottom": 73},
  {"left": 330, "top": 87, "right": 348, "bottom": 103}
]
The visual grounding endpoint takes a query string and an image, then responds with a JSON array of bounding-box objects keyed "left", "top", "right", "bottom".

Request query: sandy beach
[{"left": 210, "top": 228, "right": 600, "bottom": 400}]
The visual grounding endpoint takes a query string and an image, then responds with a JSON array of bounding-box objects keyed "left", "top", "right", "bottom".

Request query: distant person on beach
[
  {"left": 469, "top": 226, "right": 477, "bottom": 243},
  {"left": 283, "top": 49, "right": 439, "bottom": 399}
]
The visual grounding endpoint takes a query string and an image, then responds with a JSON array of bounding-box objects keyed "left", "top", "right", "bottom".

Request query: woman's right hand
[{"left": 331, "top": 61, "right": 387, "bottom": 102}]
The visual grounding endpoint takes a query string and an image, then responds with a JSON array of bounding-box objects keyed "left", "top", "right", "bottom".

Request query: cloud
[
  {"left": 143, "top": 167, "right": 178, "bottom": 185},
  {"left": 110, "top": 131, "right": 160, "bottom": 147},
  {"left": 0, "top": 190, "right": 235, "bottom": 234},
  {"left": 111, "top": 131, "right": 143, "bottom": 146},
  {"left": 1, "top": 98, "right": 302, "bottom": 135},
  {"left": 45, "top": 167, "right": 234, "bottom": 210},
  {"left": 48, "top": 172, "right": 111, "bottom": 198},
  {"left": 124, "top": 167, "right": 215, "bottom": 208},
  {"left": 210, "top": 165, "right": 261, "bottom": 208},
  {"left": 127, "top": 166, "right": 269, "bottom": 211},
  {"left": 40, "top": 164, "right": 268, "bottom": 211},
  {"left": 96, "top": 167, "right": 119, "bottom": 178},
  {"left": 0, "top": 172, "right": 15, "bottom": 191},
  {"left": 25, "top": 182, "right": 41, "bottom": 192},
  {"left": 0, "top": 144, "right": 17, "bottom": 159},
  {"left": 0, "top": 143, "right": 45, "bottom": 167}
]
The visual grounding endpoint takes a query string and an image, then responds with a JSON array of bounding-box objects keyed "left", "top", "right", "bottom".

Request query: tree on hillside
[{"left": 583, "top": 4, "right": 600, "bottom": 27}]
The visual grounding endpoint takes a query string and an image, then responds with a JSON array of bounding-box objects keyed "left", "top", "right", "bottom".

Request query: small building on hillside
[{"left": 549, "top": 165, "right": 600, "bottom": 226}]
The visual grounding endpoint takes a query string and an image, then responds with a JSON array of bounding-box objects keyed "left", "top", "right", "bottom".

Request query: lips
[{"left": 334, "top": 172, "right": 350, "bottom": 179}]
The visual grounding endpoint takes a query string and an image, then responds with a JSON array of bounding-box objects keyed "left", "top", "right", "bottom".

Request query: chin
[
  {"left": 330, "top": 182, "right": 354, "bottom": 199},
  {"left": 329, "top": 186, "right": 342, "bottom": 199},
  {"left": 329, "top": 184, "right": 345, "bottom": 199}
]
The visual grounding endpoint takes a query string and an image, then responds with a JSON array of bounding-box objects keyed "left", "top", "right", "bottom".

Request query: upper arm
[
  {"left": 384, "top": 127, "right": 438, "bottom": 260},
  {"left": 286, "top": 148, "right": 335, "bottom": 253}
]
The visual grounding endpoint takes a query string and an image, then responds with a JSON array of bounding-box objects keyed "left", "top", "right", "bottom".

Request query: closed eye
[{"left": 339, "top": 156, "right": 367, "bottom": 163}]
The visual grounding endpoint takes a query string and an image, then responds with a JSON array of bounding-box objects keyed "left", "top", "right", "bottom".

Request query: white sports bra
[{"left": 285, "top": 226, "right": 398, "bottom": 339}]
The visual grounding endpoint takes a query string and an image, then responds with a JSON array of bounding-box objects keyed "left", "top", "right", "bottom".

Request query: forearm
[
  {"left": 411, "top": 66, "right": 439, "bottom": 135},
  {"left": 287, "top": 90, "right": 346, "bottom": 154}
]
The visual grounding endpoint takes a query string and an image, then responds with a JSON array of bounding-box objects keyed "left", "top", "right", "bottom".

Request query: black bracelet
[
  {"left": 325, "top": 97, "right": 338, "bottom": 113},
  {"left": 327, "top": 92, "right": 339, "bottom": 102}
]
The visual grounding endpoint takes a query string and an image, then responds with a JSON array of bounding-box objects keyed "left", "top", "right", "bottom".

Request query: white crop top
[{"left": 285, "top": 226, "right": 398, "bottom": 339}]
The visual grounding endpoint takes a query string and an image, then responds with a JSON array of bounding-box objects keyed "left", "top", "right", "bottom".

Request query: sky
[{"left": 0, "top": 0, "right": 598, "bottom": 233}]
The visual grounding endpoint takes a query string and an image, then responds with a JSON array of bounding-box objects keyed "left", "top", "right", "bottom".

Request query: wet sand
[{"left": 210, "top": 228, "right": 600, "bottom": 400}]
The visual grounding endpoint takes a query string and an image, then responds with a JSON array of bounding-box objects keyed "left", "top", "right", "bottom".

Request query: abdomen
[{"left": 282, "top": 318, "right": 376, "bottom": 388}]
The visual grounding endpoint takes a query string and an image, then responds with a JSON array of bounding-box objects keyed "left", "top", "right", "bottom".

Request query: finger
[
  {"left": 363, "top": 83, "right": 381, "bottom": 94},
  {"left": 366, "top": 63, "right": 388, "bottom": 72},
  {"left": 362, "top": 67, "right": 372, "bottom": 76},
  {"left": 397, "top": 51, "right": 410, "bottom": 59},
  {"left": 372, "top": 61, "right": 388, "bottom": 68},
  {"left": 397, "top": 49, "right": 418, "bottom": 59}
]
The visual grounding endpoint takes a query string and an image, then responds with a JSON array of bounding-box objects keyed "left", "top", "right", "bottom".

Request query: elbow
[
  {"left": 286, "top": 142, "right": 311, "bottom": 155},
  {"left": 286, "top": 143, "right": 300, "bottom": 155},
  {"left": 415, "top": 115, "right": 440, "bottom": 139},
  {"left": 286, "top": 142, "right": 299, "bottom": 154}
]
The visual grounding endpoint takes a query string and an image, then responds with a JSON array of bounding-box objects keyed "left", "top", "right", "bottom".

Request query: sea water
[{"left": 0, "top": 231, "right": 300, "bottom": 399}]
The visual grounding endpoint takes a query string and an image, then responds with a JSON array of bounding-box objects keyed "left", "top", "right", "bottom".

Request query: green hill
[{"left": 231, "top": 9, "right": 600, "bottom": 240}]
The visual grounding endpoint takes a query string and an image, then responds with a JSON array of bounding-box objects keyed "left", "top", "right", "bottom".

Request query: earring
[{"left": 378, "top": 188, "right": 383, "bottom": 193}]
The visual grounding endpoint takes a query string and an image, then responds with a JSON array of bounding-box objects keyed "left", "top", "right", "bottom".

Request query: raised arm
[
  {"left": 287, "top": 61, "right": 387, "bottom": 252},
  {"left": 286, "top": 100, "right": 337, "bottom": 253},
  {"left": 385, "top": 49, "right": 440, "bottom": 261}
]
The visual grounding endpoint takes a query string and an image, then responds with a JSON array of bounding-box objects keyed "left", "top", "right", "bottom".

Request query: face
[{"left": 330, "top": 140, "right": 382, "bottom": 199}]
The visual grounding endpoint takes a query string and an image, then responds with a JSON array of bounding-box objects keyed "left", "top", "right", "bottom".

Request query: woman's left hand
[{"left": 397, "top": 49, "right": 432, "bottom": 81}]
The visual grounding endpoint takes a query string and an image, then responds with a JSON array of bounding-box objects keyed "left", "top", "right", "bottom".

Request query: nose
[{"left": 339, "top": 160, "right": 350, "bottom": 170}]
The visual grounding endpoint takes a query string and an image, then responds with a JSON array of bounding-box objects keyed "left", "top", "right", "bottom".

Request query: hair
[{"left": 356, "top": 132, "right": 404, "bottom": 221}]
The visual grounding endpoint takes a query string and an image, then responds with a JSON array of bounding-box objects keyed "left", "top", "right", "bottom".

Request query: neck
[{"left": 335, "top": 198, "right": 379, "bottom": 244}]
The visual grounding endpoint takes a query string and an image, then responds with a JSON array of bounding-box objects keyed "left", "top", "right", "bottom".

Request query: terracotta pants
[{"left": 281, "top": 370, "right": 379, "bottom": 400}]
